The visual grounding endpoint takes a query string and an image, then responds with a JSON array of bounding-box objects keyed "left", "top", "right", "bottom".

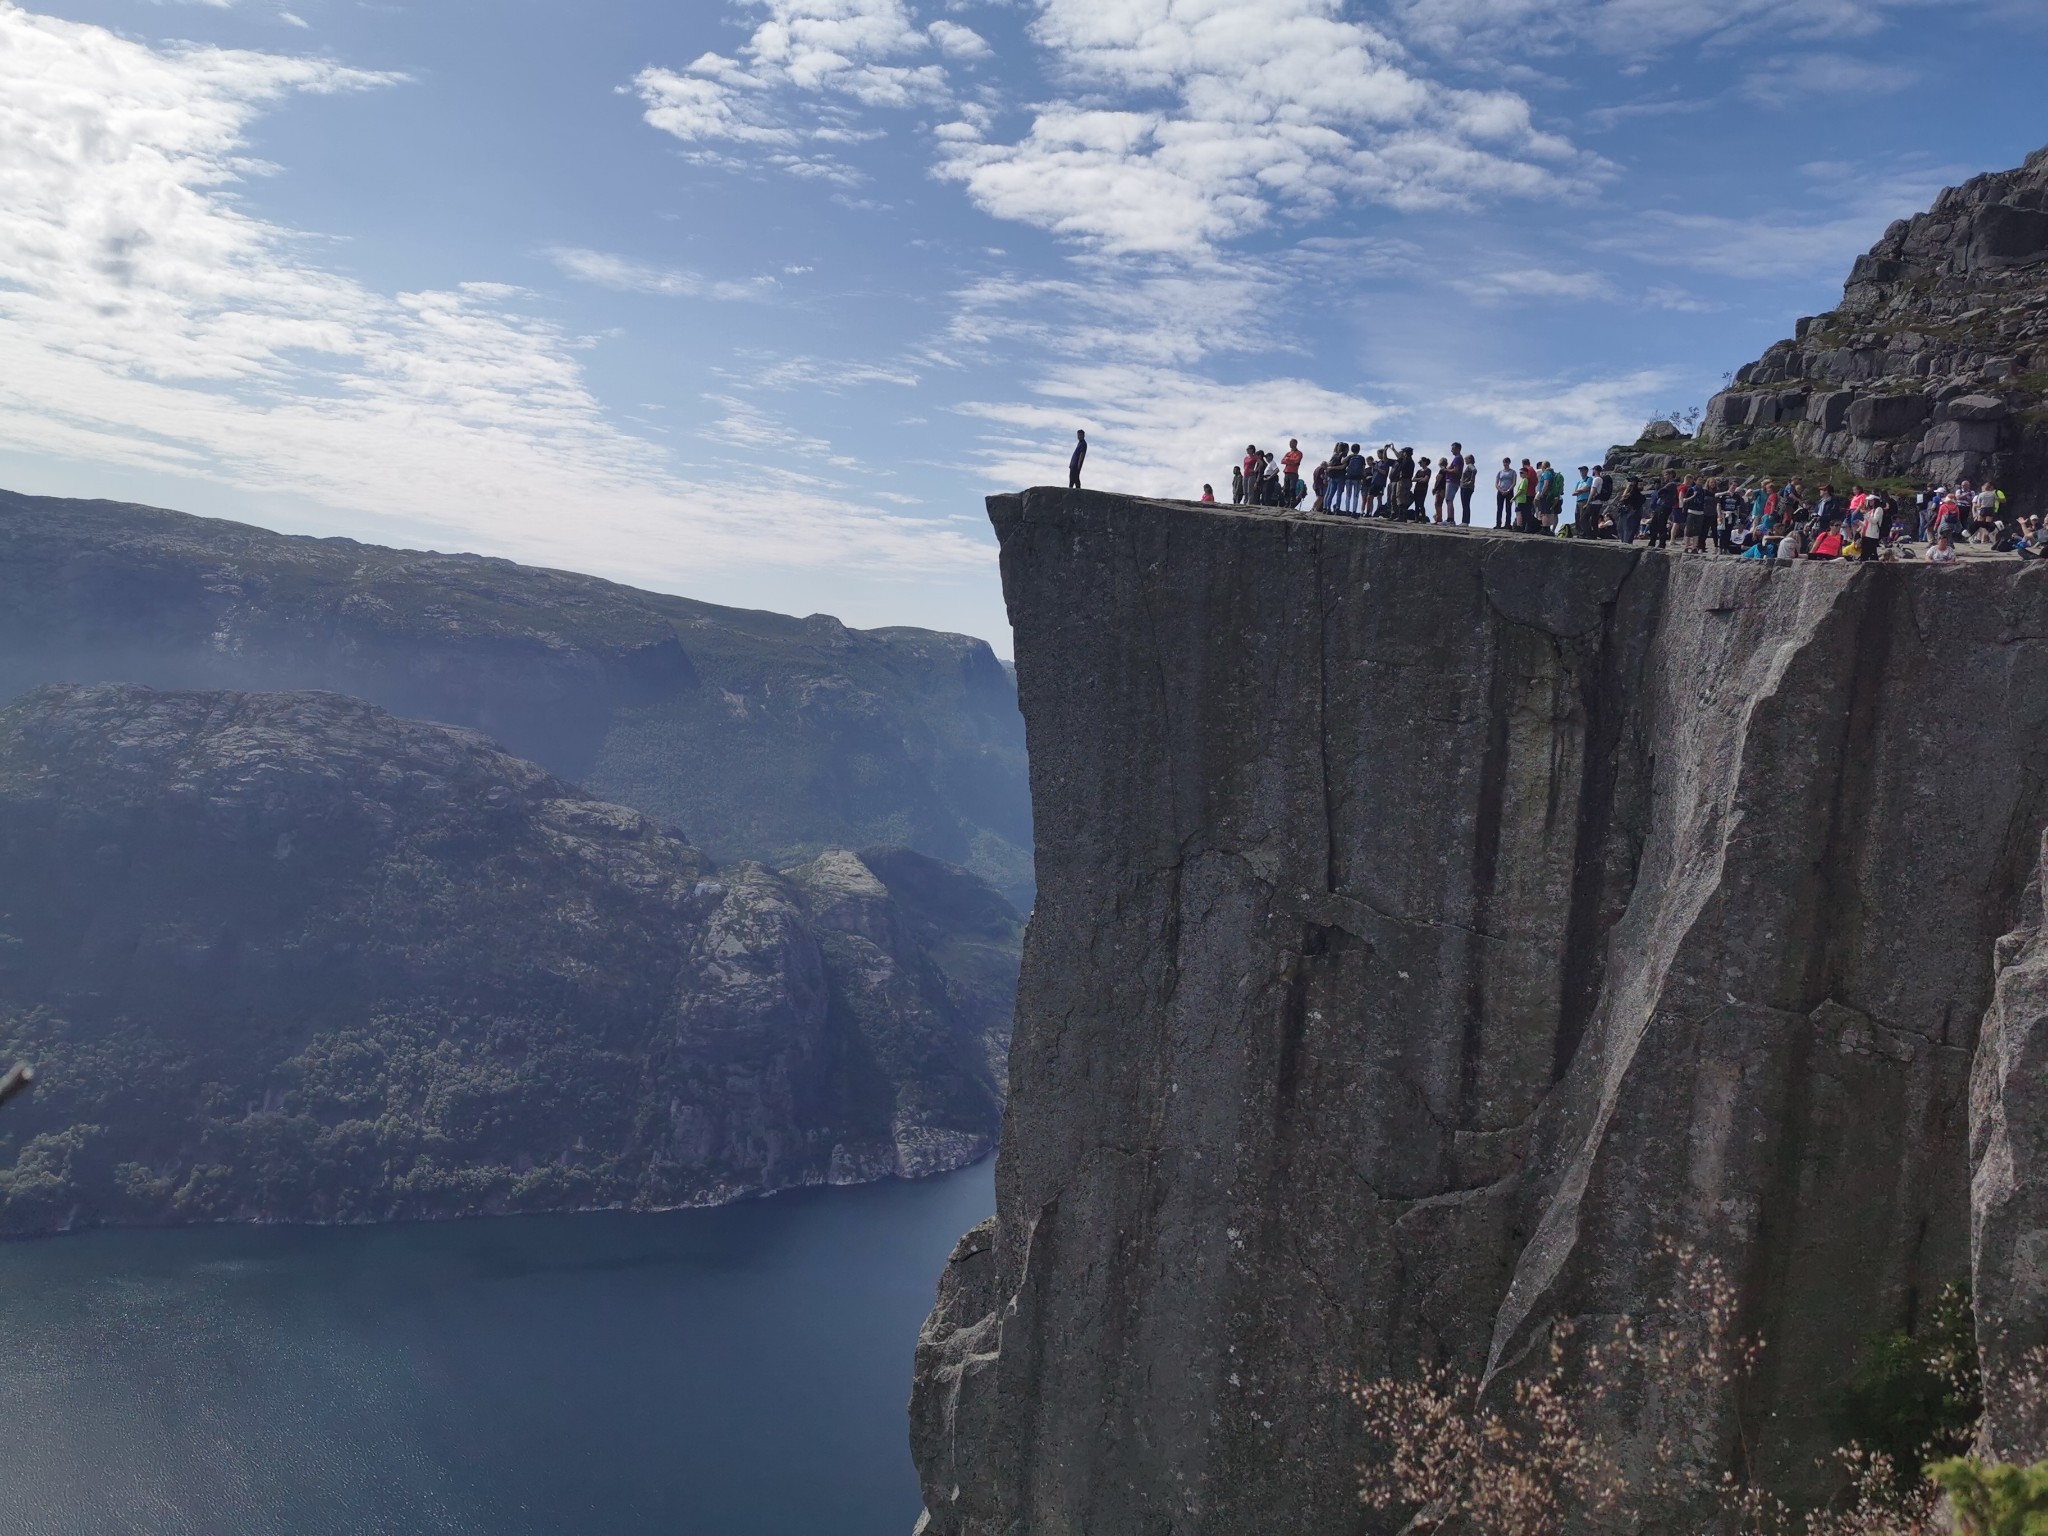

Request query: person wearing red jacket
[{"left": 1281, "top": 439, "right": 1304, "bottom": 505}]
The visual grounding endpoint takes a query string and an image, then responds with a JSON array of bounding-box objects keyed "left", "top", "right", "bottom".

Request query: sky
[{"left": 0, "top": 0, "right": 2043, "bottom": 649}]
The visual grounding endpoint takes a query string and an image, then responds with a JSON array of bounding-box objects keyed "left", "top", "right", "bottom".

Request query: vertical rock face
[{"left": 911, "top": 489, "right": 2048, "bottom": 1532}]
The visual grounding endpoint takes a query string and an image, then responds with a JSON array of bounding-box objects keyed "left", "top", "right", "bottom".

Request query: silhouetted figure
[{"left": 1069, "top": 430, "right": 1087, "bottom": 489}]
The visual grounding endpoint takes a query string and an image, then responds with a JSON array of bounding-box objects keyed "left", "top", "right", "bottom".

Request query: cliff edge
[{"left": 910, "top": 489, "right": 2048, "bottom": 1530}]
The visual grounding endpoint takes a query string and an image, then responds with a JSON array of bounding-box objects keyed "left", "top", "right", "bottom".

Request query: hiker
[
  {"left": 1512, "top": 459, "right": 1537, "bottom": 533},
  {"left": 1683, "top": 477, "right": 1714, "bottom": 553},
  {"left": 1200, "top": 484, "right": 1216, "bottom": 503},
  {"left": 1070, "top": 429, "right": 1087, "bottom": 489},
  {"left": 1458, "top": 450, "right": 1476, "bottom": 525},
  {"left": 1537, "top": 462, "right": 1564, "bottom": 534},
  {"left": 1282, "top": 440, "right": 1304, "bottom": 505},
  {"left": 1717, "top": 479, "right": 1746, "bottom": 554},
  {"left": 1584, "top": 464, "right": 1613, "bottom": 536},
  {"left": 1495, "top": 459, "right": 1515, "bottom": 529},
  {"left": 1645, "top": 472, "right": 1678, "bottom": 549}
]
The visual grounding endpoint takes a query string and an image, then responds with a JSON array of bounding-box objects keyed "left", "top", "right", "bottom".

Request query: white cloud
[
  {"left": 1392, "top": 0, "right": 1989, "bottom": 58},
  {"left": 1578, "top": 155, "right": 1964, "bottom": 282},
  {"left": 927, "top": 19, "right": 993, "bottom": 57},
  {"left": 742, "top": 356, "right": 923, "bottom": 390},
  {"left": 1442, "top": 368, "right": 1681, "bottom": 463},
  {"left": 0, "top": 5, "right": 987, "bottom": 584},
  {"left": 549, "top": 247, "right": 776, "bottom": 300},
  {"left": 1451, "top": 265, "right": 1618, "bottom": 303},
  {"left": 958, "top": 361, "right": 1392, "bottom": 496},
  {"left": 634, "top": 0, "right": 949, "bottom": 174},
  {"left": 635, "top": 64, "right": 797, "bottom": 146},
  {"left": 939, "top": 258, "right": 1290, "bottom": 367},
  {"left": 933, "top": 0, "right": 1603, "bottom": 256},
  {"left": 1644, "top": 283, "right": 1718, "bottom": 313},
  {"left": 1742, "top": 52, "right": 1918, "bottom": 100}
]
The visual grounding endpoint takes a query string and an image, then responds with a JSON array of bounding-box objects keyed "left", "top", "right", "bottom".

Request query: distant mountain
[
  {"left": 0, "top": 684, "right": 1017, "bottom": 1234},
  {"left": 0, "top": 490, "right": 1033, "bottom": 905}
]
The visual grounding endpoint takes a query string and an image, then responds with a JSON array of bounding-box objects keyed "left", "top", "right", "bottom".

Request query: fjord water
[{"left": 0, "top": 1160, "right": 994, "bottom": 1536}]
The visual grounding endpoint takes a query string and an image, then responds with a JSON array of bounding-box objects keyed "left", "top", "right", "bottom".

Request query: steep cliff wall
[{"left": 911, "top": 489, "right": 2048, "bottom": 1532}]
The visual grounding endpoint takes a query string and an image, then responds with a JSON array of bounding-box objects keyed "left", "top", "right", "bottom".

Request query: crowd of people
[{"left": 1204, "top": 440, "right": 2033, "bottom": 563}]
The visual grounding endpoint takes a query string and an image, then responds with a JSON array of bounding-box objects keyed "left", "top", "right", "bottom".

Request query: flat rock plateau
[{"left": 910, "top": 490, "right": 2048, "bottom": 1532}]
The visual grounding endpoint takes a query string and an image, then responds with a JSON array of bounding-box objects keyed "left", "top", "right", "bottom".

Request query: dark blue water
[{"left": 0, "top": 1161, "right": 995, "bottom": 1536}]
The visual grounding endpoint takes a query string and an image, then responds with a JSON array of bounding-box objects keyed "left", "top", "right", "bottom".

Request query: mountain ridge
[
  {"left": 0, "top": 488, "right": 1033, "bottom": 905},
  {"left": 0, "top": 682, "right": 1017, "bottom": 1234}
]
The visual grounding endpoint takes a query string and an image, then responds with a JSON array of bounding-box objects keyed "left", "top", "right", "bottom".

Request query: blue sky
[{"left": 0, "top": 0, "right": 2042, "bottom": 649}]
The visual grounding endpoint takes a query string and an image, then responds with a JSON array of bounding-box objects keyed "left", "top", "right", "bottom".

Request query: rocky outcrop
[
  {"left": 0, "top": 684, "right": 1018, "bottom": 1234},
  {"left": 910, "top": 489, "right": 2048, "bottom": 1532},
  {"left": 0, "top": 489, "right": 1032, "bottom": 904},
  {"left": 1691, "top": 147, "right": 2048, "bottom": 498}
]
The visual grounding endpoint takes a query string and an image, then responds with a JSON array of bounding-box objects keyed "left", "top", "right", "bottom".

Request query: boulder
[
  {"left": 1920, "top": 419, "right": 2004, "bottom": 457},
  {"left": 1808, "top": 390, "right": 1855, "bottom": 432},
  {"left": 1969, "top": 203, "right": 2048, "bottom": 270},
  {"left": 1942, "top": 394, "right": 2011, "bottom": 423},
  {"left": 1707, "top": 392, "right": 1751, "bottom": 432},
  {"left": 1848, "top": 393, "right": 1932, "bottom": 439}
]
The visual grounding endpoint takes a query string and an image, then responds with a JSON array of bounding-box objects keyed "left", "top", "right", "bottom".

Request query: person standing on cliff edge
[{"left": 1069, "top": 429, "right": 1087, "bottom": 489}]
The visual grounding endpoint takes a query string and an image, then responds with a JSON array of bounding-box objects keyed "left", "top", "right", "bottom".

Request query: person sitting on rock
[{"left": 1929, "top": 530, "right": 1959, "bottom": 565}]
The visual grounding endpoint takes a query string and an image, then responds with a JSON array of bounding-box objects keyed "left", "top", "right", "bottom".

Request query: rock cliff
[
  {"left": 910, "top": 488, "right": 2048, "bottom": 1531},
  {"left": 0, "top": 489, "right": 1032, "bottom": 904},
  {"left": 1623, "top": 147, "right": 2048, "bottom": 500},
  {"left": 0, "top": 684, "right": 1017, "bottom": 1234}
]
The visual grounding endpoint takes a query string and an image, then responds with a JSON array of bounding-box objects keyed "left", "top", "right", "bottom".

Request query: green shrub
[
  {"left": 1833, "top": 1283, "right": 1983, "bottom": 1480},
  {"left": 1927, "top": 1458, "right": 2048, "bottom": 1536}
]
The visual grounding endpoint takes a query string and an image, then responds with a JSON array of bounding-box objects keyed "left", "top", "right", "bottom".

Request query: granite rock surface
[
  {"left": 1636, "top": 146, "right": 2048, "bottom": 501},
  {"left": 911, "top": 488, "right": 2048, "bottom": 1532}
]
